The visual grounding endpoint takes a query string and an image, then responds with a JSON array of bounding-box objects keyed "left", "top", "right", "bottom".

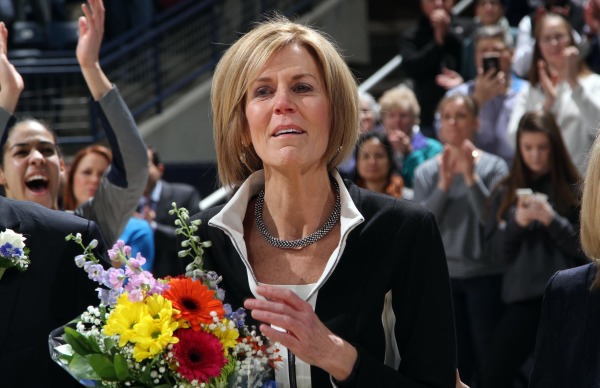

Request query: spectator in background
[
  {"left": 0, "top": 0, "right": 148, "bottom": 246},
  {"left": 583, "top": 0, "right": 600, "bottom": 73},
  {"left": 460, "top": 0, "right": 513, "bottom": 81},
  {"left": 353, "top": 132, "right": 404, "bottom": 198},
  {"left": 379, "top": 85, "right": 442, "bottom": 188},
  {"left": 413, "top": 94, "right": 508, "bottom": 388},
  {"left": 444, "top": 25, "right": 524, "bottom": 166},
  {"left": 62, "top": 145, "right": 155, "bottom": 270},
  {"left": 138, "top": 146, "right": 200, "bottom": 278},
  {"left": 483, "top": 110, "right": 586, "bottom": 388},
  {"left": 103, "top": 0, "right": 154, "bottom": 41},
  {"left": 528, "top": 130, "right": 600, "bottom": 388},
  {"left": 337, "top": 91, "right": 381, "bottom": 180},
  {"left": 507, "top": 13, "right": 600, "bottom": 175},
  {"left": 512, "top": 0, "right": 585, "bottom": 78},
  {"left": 401, "top": 0, "right": 474, "bottom": 139}
]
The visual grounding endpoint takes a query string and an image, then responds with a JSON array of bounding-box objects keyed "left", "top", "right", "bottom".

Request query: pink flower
[{"left": 172, "top": 329, "right": 227, "bottom": 383}]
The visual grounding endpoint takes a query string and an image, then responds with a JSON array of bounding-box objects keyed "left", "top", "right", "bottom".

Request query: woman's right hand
[
  {"left": 0, "top": 22, "right": 24, "bottom": 113},
  {"left": 515, "top": 195, "right": 535, "bottom": 227},
  {"left": 244, "top": 285, "right": 358, "bottom": 382},
  {"left": 538, "top": 60, "right": 557, "bottom": 112},
  {"left": 437, "top": 146, "right": 454, "bottom": 192}
]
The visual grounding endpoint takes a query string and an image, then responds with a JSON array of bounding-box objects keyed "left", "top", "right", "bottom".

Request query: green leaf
[
  {"left": 68, "top": 353, "right": 101, "bottom": 381},
  {"left": 113, "top": 353, "right": 130, "bottom": 380},
  {"left": 64, "top": 327, "right": 93, "bottom": 356},
  {"left": 87, "top": 353, "right": 118, "bottom": 381},
  {"left": 103, "top": 337, "right": 116, "bottom": 353}
]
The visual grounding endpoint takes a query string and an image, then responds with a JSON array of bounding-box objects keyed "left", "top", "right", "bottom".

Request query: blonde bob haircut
[
  {"left": 580, "top": 133, "right": 600, "bottom": 289},
  {"left": 211, "top": 14, "right": 359, "bottom": 187}
]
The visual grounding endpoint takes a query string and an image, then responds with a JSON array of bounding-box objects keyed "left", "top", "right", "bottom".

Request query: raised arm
[
  {"left": 76, "top": 0, "right": 111, "bottom": 100},
  {"left": 73, "top": 0, "right": 149, "bottom": 245},
  {"left": 0, "top": 22, "right": 23, "bottom": 114}
]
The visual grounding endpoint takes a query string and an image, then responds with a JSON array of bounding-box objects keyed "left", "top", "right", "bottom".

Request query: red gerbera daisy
[
  {"left": 164, "top": 277, "right": 225, "bottom": 330},
  {"left": 172, "top": 328, "right": 228, "bottom": 382}
]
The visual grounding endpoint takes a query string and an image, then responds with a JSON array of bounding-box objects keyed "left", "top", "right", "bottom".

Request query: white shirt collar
[{"left": 208, "top": 169, "right": 364, "bottom": 300}]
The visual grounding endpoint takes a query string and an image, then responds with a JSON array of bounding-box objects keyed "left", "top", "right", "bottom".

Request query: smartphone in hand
[{"left": 482, "top": 53, "right": 500, "bottom": 75}]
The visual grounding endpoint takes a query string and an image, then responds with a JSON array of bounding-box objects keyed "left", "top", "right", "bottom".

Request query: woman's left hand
[
  {"left": 455, "top": 140, "right": 477, "bottom": 186},
  {"left": 244, "top": 285, "right": 358, "bottom": 382},
  {"left": 562, "top": 46, "right": 580, "bottom": 89},
  {"left": 528, "top": 197, "right": 555, "bottom": 227},
  {"left": 76, "top": 0, "right": 104, "bottom": 69}
]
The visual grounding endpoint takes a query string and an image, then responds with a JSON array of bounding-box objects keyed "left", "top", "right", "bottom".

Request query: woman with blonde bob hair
[
  {"left": 185, "top": 14, "right": 457, "bottom": 387},
  {"left": 529, "top": 132, "right": 599, "bottom": 388}
]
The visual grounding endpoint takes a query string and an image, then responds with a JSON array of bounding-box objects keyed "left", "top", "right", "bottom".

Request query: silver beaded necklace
[{"left": 254, "top": 178, "right": 341, "bottom": 249}]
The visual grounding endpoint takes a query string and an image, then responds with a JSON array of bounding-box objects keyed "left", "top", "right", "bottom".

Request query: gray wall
[{"left": 140, "top": 0, "right": 369, "bottom": 164}]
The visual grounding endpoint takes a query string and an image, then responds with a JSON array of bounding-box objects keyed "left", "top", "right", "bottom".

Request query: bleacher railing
[
  {"left": 358, "top": 0, "right": 474, "bottom": 95},
  {"left": 10, "top": 0, "right": 314, "bottom": 151}
]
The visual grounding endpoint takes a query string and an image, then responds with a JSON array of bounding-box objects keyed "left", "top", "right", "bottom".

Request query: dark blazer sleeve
[{"left": 355, "top": 208, "right": 456, "bottom": 387}]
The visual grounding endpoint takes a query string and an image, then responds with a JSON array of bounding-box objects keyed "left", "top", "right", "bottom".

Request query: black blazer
[
  {"left": 529, "top": 263, "right": 600, "bottom": 388},
  {"left": 0, "top": 196, "right": 106, "bottom": 387},
  {"left": 188, "top": 181, "right": 456, "bottom": 387},
  {"left": 152, "top": 180, "right": 201, "bottom": 278}
]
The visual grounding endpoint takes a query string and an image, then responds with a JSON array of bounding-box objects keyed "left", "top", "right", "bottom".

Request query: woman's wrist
[
  {"left": 330, "top": 343, "right": 360, "bottom": 386},
  {"left": 326, "top": 338, "right": 358, "bottom": 383}
]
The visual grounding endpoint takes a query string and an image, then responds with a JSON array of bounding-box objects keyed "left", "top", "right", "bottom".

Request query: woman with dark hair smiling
[
  {"left": 353, "top": 132, "right": 404, "bottom": 198},
  {"left": 0, "top": 0, "right": 147, "bottom": 246}
]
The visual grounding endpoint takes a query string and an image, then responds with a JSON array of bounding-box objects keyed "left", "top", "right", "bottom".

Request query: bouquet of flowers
[
  {"left": 0, "top": 228, "right": 30, "bottom": 280},
  {"left": 49, "top": 204, "right": 280, "bottom": 387}
]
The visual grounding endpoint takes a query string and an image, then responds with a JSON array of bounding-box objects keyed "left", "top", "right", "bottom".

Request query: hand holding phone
[{"left": 482, "top": 53, "right": 500, "bottom": 75}]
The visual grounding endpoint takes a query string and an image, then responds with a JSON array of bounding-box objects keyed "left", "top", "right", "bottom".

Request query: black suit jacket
[
  {"left": 152, "top": 180, "right": 201, "bottom": 278},
  {"left": 188, "top": 181, "right": 456, "bottom": 387},
  {"left": 0, "top": 196, "right": 106, "bottom": 387},
  {"left": 530, "top": 263, "right": 600, "bottom": 388}
]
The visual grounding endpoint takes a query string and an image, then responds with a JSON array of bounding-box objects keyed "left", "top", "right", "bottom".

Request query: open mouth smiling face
[{"left": 0, "top": 121, "right": 64, "bottom": 209}]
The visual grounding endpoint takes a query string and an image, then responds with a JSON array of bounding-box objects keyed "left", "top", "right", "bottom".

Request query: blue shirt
[{"left": 119, "top": 217, "right": 155, "bottom": 271}]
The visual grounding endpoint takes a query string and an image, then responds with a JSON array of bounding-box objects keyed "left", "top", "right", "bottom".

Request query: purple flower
[
  {"left": 128, "top": 252, "right": 146, "bottom": 269},
  {"left": 128, "top": 288, "right": 144, "bottom": 302},
  {"left": 105, "top": 267, "right": 125, "bottom": 288},
  {"left": 87, "top": 264, "right": 105, "bottom": 283}
]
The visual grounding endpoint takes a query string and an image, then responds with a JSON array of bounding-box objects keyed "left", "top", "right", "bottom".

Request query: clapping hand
[
  {"left": 244, "top": 285, "right": 358, "bottom": 382},
  {"left": 387, "top": 128, "right": 413, "bottom": 156},
  {"left": 438, "top": 140, "right": 479, "bottom": 191},
  {"left": 0, "top": 22, "right": 24, "bottom": 113},
  {"left": 538, "top": 60, "right": 558, "bottom": 111}
]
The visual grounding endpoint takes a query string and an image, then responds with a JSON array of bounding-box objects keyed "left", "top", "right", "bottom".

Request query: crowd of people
[
  {"left": 338, "top": 0, "right": 600, "bottom": 387},
  {"left": 2, "top": 0, "right": 600, "bottom": 387}
]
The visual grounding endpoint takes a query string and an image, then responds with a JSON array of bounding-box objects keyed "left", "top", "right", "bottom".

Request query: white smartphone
[{"left": 515, "top": 188, "right": 533, "bottom": 197}]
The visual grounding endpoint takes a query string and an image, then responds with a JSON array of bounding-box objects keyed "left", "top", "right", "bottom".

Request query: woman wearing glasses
[{"left": 507, "top": 12, "right": 600, "bottom": 175}]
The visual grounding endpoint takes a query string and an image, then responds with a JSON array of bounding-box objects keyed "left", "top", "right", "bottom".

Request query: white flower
[{"left": 0, "top": 228, "right": 26, "bottom": 249}]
